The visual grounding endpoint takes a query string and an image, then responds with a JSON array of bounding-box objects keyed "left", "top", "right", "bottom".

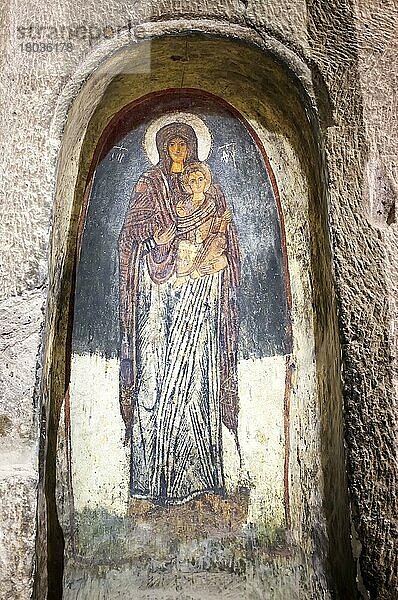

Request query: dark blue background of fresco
[{"left": 73, "top": 100, "right": 292, "bottom": 359}]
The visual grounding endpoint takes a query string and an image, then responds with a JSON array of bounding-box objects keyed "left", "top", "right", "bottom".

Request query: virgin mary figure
[{"left": 118, "top": 119, "right": 241, "bottom": 505}]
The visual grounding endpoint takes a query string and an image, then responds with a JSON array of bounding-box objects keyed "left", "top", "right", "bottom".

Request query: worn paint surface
[
  {"left": 1, "top": 3, "right": 396, "bottom": 597},
  {"left": 56, "top": 88, "right": 324, "bottom": 598}
]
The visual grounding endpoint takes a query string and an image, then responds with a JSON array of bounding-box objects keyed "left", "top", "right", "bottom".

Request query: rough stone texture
[
  {"left": 0, "top": 290, "right": 43, "bottom": 600},
  {"left": 306, "top": 2, "right": 398, "bottom": 598},
  {"left": 354, "top": 3, "right": 398, "bottom": 596},
  {"left": 0, "top": 474, "right": 38, "bottom": 600},
  {"left": 0, "top": 0, "right": 396, "bottom": 599}
]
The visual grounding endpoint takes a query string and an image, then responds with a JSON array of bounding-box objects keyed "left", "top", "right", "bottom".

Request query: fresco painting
[
  {"left": 63, "top": 90, "right": 296, "bottom": 575},
  {"left": 119, "top": 118, "right": 242, "bottom": 507}
]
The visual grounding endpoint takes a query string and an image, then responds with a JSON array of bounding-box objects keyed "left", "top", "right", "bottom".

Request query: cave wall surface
[{"left": 0, "top": 1, "right": 396, "bottom": 599}]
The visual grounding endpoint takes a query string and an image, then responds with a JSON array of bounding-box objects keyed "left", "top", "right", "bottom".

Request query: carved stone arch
[{"left": 38, "top": 31, "right": 356, "bottom": 600}]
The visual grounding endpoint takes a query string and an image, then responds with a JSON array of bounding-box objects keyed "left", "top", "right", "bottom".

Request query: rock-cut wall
[{"left": 0, "top": 1, "right": 396, "bottom": 599}]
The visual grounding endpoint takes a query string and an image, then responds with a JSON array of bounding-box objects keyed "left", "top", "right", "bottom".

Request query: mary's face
[{"left": 168, "top": 137, "right": 188, "bottom": 164}]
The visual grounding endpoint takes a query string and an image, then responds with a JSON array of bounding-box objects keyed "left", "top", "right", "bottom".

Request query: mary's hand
[{"left": 154, "top": 223, "right": 176, "bottom": 245}]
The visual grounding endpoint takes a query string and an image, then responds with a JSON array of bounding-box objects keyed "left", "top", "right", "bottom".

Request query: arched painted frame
[{"left": 65, "top": 89, "right": 295, "bottom": 559}]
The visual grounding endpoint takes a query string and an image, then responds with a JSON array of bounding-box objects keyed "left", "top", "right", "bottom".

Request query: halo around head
[{"left": 144, "top": 112, "right": 212, "bottom": 165}]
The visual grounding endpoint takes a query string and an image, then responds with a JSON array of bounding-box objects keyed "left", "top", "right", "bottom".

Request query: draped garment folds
[{"left": 118, "top": 123, "right": 241, "bottom": 504}]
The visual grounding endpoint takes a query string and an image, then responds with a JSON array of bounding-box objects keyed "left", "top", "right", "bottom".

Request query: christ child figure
[{"left": 174, "top": 162, "right": 232, "bottom": 287}]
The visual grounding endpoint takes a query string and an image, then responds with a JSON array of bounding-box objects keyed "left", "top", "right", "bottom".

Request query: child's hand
[
  {"left": 200, "top": 255, "right": 228, "bottom": 275},
  {"left": 222, "top": 209, "right": 232, "bottom": 223}
]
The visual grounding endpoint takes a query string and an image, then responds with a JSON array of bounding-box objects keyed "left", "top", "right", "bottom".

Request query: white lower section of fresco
[
  {"left": 69, "top": 354, "right": 129, "bottom": 515},
  {"left": 69, "top": 353, "right": 286, "bottom": 526},
  {"left": 237, "top": 356, "right": 286, "bottom": 528}
]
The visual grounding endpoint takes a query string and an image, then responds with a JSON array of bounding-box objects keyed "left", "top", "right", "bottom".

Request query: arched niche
[{"left": 42, "top": 34, "right": 355, "bottom": 600}]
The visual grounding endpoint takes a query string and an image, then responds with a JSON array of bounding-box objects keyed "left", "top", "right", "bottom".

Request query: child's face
[{"left": 187, "top": 170, "right": 208, "bottom": 195}]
